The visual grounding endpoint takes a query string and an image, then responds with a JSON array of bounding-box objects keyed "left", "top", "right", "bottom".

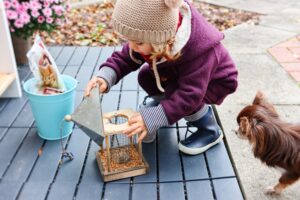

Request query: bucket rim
[{"left": 23, "top": 75, "right": 78, "bottom": 97}]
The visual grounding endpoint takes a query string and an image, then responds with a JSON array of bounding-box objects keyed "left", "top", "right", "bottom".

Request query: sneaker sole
[{"left": 178, "top": 131, "right": 224, "bottom": 155}]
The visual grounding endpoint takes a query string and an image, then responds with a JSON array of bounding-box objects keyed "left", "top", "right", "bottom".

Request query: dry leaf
[
  {"left": 38, "top": 147, "right": 43, "bottom": 156},
  {"left": 41, "top": 1, "right": 260, "bottom": 46}
]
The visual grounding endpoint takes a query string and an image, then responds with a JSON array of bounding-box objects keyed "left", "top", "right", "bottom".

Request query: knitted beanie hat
[{"left": 112, "top": 0, "right": 183, "bottom": 44}]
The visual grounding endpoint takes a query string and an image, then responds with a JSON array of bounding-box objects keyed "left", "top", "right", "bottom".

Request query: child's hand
[
  {"left": 124, "top": 112, "right": 148, "bottom": 142},
  {"left": 84, "top": 77, "right": 108, "bottom": 96}
]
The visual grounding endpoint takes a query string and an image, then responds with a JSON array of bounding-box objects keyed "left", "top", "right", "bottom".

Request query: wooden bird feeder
[
  {"left": 65, "top": 86, "right": 149, "bottom": 182},
  {"left": 96, "top": 109, "right": 149, "bottom": 182}
]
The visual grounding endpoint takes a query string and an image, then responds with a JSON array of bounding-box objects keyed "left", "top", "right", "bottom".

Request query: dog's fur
[{"left": 236, "top": 91, "right": 300, "bottom": 195}]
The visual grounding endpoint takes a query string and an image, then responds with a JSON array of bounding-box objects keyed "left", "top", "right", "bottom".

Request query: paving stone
[
  {"left": 223, "top": 24, "right": 295, "bottom": 54},
  {"left": 227, "top": 53, "right": 300, "bottom": 104},
  {"left": 268, "top": 47, "right": 299, "bottom": 63},
  {"left": 289, "top": 71, "right": 300, "bottom": 82},
  {"left": 260, "top": 8, "right": 300, "bottom": 33},
  {"left": 281, "top": 63, "right": 300, "bottom": 72}
]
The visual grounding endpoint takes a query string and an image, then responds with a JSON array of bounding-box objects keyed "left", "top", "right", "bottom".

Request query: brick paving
[{"left": 268, "top": 35, "right": 300, "bottom": 83}]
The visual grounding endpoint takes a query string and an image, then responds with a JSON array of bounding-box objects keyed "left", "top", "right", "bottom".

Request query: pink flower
[
  {"left": 53, "top": 5, "right": 64, "bottom": 16},
  {"left": 55, "top": 18, "right": 62, "bottom": 25},
  {"left": 4, "top": 1, "right": 11, "bottom": 9},
  {"left": 16, "top": 4, "right": 26, "bottom": 13},
  {"left": 44, "top": 1, "right": 50, "bottom": 8},
  {"left": 11, "top": 0, "right": 18, "bottom": 8},
  {"left": 6, "top": 10, "right": 18, "bottom": 20},
  {"left": 10, "top": 27, "right": 15, "bottom": 32},
  {"left": 20, "top": 13, "right": 30, "bottom": 24},
  {"left": 37, "top": 16, "right": 45, "bottom": 23},
  {"left": 23, "top": 2, "right": 30, "bottom": 10},
  {"left": 31, "top": 10, "right": 40, "bottom": 18},
  {"left": 42, "top": 8, "right": 52, "bottom": 17},
  {"left": 30, "top": 1, "right": 42, "bottom": 10},
  {"left": 46, "top": 17, "right": 53, "bottom": 23},
  {"left": 14, "top": 19, "right": 24, "bottom": 28}
]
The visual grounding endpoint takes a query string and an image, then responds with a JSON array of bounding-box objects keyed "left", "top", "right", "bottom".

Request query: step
[{"left": 0, "top": 73, "right": 16, "bottom": 96}]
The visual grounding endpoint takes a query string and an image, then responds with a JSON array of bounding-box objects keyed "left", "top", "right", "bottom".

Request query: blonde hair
[{"left": 130, "top": 37, "right": 181, "bottom": 92}]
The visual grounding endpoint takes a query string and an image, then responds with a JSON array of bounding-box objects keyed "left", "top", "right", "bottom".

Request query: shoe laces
[{"left": 185, "top": 121, "right": 195, "bottom": 139}]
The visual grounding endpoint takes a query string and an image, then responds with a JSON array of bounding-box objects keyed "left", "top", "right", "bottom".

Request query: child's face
[{"left": 128, "top": 40, "right": 153, "bottom": 55}]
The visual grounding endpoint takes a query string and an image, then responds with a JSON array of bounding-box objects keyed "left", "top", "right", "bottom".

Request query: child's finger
[
  {"left": 123, "top": 123, "right": 140, "bottom": 135},
  {"left": 128, "top": 114, "right": 140, "bottom": 124},
  {"left": 84, "top": 84, "right": 93, "bottom": 96},
  {"left": 99, "top": 84, "right": 107, "bottom": 93},
  {"left": 126, "top": 127, "right": 143, "bottom": 137},
  {"left": 137, "top": 131, "right": 147, "bottom": 142},
  {"left": 84, "top": 82, "right": 96, "bottom": 96}
]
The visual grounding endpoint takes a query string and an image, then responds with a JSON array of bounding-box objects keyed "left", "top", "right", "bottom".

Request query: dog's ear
[
  {"left": 252, "top": 91, "right": 278, "bottom": 117},
  {"left": 252, "top": 91, "right": 266, "bottom": 105},
  {"left": 239, "top": 116, "right": 251, "bottom": 136}
]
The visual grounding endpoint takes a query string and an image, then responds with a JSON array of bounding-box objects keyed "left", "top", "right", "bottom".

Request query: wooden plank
[
  {"left": 94, "top": 46, "right": 122, "bottom": 91},
  {"left": 52, "top": 129, "right": 90, "bottom": 182},
  {"left": 18, "top": 182, "right": 50, "bottom": 200},
  {"left": 82, "top": 47, "right": 102, "bottom": 67},
  {"left": 0, "top": 98, "right": 9, "bottom": 113},
  {"left": 25, "top": 139, "right": 66, "bottom": 182},
  {"left": 104, "top": 183, "right": 130, "bottom": 200},
  {"left": 119, "top": 91, "right": 138, "bottom": 109},
  {"left": 0, "top": 94, "right": 28, "bottom": 127},
  {"left": 11, "top": 101, "right": 34, "bottom": 127},
  {"left": 96, "top": 46, "right": 115, "bottom": 67},
  {"left": 132, "top": 183, "right": 156, "bottom": 200},
  {"left": 76, "top": 182, "right": 103, "bottom": 200},
  {"left": 48, "top": 46, "right": 63, "bottom": 60},
  {"left": 206, "top": 141, "right": 235, "bottom": 178},
  {"left": 160, "top": 182, "right": 185, "bottom": 200},
  {"left": 102, "top": 91, "right": 119, "bottom": 113},
  {"left": 186, "top": 180, "right": 214, "bottom": 200},
  {"left": 47, "top": 182, "right": 77, "bottom": 200},
  {"left": 178, "top": 128, "right": 209, "bottom": 180},
  {"left": 55, "top": 46, "right": 76, "bottom": 66},
  {"left": 0, "top": 128, "right": 7, "bottom": 141},
  {"left": 0, "top": 181, "right": 23, "bottom": 200},
  {"left": 0, "top": 128, "right": 29, "bottom": 178},
  {"left": 76, "top": 65, "right": 96, "bottom": 91},
  {"left": 18, "top": 66, "right": 32, "bottom": 82},
  {"left": 158, "top": 128, "right": 183, "bottom": 182},
  {"left": 68, "top": 46, "right": 89, "bottom": 66},
  {"left": 133, "top": 141, "right": 157, "bottom": 183},
  {"left": 0, "top": 73, "right": 16, "bottom": 96},
  {"left": 122, "top": 71, "right": 139, "bottom": 91},
  {"left": 63, "top": 66, "right": 80, "bottom": 78},
  {"left": 46, "top": 130, "right": 89, "bottom": 199},
  {"left": 2, "top": 128, "right": 43, "bottom": 182},
  {"left": 213, "top": 178, "right": 243, "bottom": 200},
  {"left": 79, "top": 142, "right": 103, "bottom": 183}
]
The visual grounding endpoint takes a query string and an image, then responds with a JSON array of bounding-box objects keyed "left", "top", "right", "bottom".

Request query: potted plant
[{"left": 4, "top": 0, "right": 70, "bottom": 65}]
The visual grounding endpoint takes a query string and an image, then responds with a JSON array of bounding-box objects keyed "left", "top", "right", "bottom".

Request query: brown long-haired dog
[{"left": 236, "top": 91, "right": 300, "bottom": 195}]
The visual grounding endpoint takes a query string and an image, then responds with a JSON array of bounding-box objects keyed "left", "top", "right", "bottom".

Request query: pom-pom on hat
[{"left": 112, "top": 0, "right": 183, "bottom": 44}]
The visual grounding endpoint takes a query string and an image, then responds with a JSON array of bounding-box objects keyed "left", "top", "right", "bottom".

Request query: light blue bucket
[{"left": 23, "top": 75, "right": 78, "bottom": 140}]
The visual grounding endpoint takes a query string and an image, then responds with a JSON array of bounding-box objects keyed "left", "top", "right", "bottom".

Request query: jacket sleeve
[
  {"left": 98, "top": 43, "right": 145, "bottom": 84},
  {"left": 160, "top": 47, "right": 219, "bottom": 124}
]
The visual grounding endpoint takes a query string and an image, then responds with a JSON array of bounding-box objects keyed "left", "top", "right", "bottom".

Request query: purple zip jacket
[{"left": 97, "top": 2, "right": 238, "bottom": 133}]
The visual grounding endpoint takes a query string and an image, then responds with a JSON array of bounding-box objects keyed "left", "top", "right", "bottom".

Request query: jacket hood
[{"left": 181, "top": 2, "right": 224, "bottom": 58}]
